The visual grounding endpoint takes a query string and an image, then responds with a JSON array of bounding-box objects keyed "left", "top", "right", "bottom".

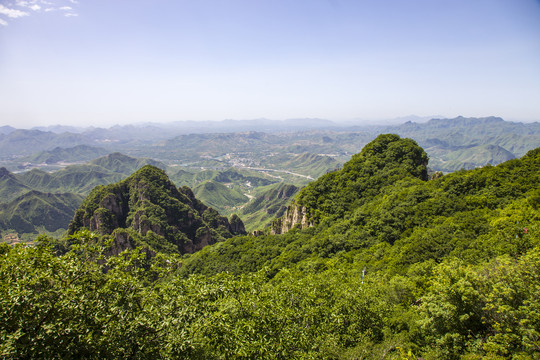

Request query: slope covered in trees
[
  {"left": 1, "top": 135, "right": 539, "bottom": 359},
  {"left": 273, "top": 134, "right": 429, "bottom": 232},
  {"left": 183, "top": 138, "right": 539, "bottom": 277}
]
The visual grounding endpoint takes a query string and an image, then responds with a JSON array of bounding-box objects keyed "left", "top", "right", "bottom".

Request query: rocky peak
[{"left": 69, "top": 165, "right": 246, "bottom": 254}]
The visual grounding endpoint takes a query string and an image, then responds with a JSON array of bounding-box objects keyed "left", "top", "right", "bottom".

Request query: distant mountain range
[
  {"left": 1, "top": 116, "right": 538, "bottom": 173},
  {"left": 22, "top": 145, "right": 110, "bottom": 165},
  {"left": 1, "top": 116, "right": 539, "bottom": 238}
]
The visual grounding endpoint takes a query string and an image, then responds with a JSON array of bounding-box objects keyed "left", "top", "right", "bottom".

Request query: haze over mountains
[
  {"left": 1, "top": 116, "right": 538, "bottom": 169},
  {"left": 0, "top": 116, "right": 539, "bottom": 239}
]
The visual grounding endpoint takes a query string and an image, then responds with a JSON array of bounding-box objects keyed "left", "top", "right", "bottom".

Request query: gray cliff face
[
  {"left": 108, "top": 231, "right": 135, "bottom": 256},
  {"left": 271, "top": 203, "right": 313, "bottom": 235}
]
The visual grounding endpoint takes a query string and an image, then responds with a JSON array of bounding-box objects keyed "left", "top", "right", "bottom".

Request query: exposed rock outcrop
[
  {"left": 271, "top": 203, "right": 314, "bottom": 235},
  {"left": 69, "top": 165, "right": 246, "bottom": 254}
]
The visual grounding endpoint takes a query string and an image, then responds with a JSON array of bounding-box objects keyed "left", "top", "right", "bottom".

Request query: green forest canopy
[{"left": 1, "top": 135, "right": 539, "bottom": 359}]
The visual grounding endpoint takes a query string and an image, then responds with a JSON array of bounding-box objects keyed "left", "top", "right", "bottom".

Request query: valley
[{"left": 1, "top": 116, "right": 539, "bottom": 241}]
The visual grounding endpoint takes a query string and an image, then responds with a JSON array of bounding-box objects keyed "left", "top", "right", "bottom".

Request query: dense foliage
[
  {"left": 2, "top": 234, "right": 540, "bottom": 359},
  {"left": 1, "top": 135, "right": 539, "bottom": 359},
  {"left": 293, "top": 134, "right": 428, "bottom": 222}
]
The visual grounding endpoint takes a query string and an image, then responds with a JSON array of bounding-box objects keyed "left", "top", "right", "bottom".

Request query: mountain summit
[
  {"left": 69, "top": 165, "right": 246, "bottom": 254},
  {"left": 273, "top": 134, "right": 428, "bottom": 233}
]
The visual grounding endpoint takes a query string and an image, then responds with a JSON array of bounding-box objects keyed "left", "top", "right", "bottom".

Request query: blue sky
[{"left": 1, "top": 0, "right": 539, "bottom": 128}]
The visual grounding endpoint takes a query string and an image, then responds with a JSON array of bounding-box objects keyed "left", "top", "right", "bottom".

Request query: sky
[{"left": 0, "top": 0, "right": 539, "bottom": 128}]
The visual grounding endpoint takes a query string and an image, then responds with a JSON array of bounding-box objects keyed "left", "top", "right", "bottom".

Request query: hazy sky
[{"left": 1, "top": 0, "right": 539, "bottom": 128}]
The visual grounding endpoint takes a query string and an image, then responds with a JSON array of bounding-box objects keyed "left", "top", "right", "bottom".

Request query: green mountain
[
  {"left": 1, "top": 135, "right": 539, "bottom": 359},
  {"left": 24, "top": 145, "right": 109, "bottom": 164},
  {"left": 0, "top": 191, "right": 83, "bottom": 234},
  {"left": 15, "top": 152, "right": 166, "bottom": 197},
  {"left": 0, "top": 167, "right": 32, "bottom": 203},
  {"left": 68, "top": 165, "right": 246, "bottom": 254},
  {"left": 272, "top": 134, "right": 428, "bottom": 233},
  {"left": 192, "top": 180, "right": 248, "bottom": 212}
]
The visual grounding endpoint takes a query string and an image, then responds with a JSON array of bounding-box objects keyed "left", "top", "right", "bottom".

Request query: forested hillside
[{"left": 0, "top": 135, "right": 539, "bottom": 359}]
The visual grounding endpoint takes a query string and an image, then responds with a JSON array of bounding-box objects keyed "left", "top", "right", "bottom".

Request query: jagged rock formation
[
  {"left": 271, "top": 205, "right": 313, "bottom": 235},
  {"left": 69, "top": 165, "right": 246, "bottom": 254}
]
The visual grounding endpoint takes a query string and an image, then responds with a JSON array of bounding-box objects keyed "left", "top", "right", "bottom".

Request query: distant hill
[
  {"left": 14, "top": 153, "right": 166, "bottom": 197},
  {"left": 193, "top": 180, "right": 248, "bottom": 211},
  {"left": 24, "top": 145, "right": 110, "bottom": 165},
  {"left": 0, "top": 126, "right": 16, "bottom": 135},
  {"left": 168, "top": 168, "right": 220, "bottom": 188},
  {"left": 0, "top": 167, "right": 32, "bottom": 202},
  {"left": 0, "top": 191, "right": 83, "bottom": 234},
  {"left": 261, "top": 152, "right": 341, "bottom": 178},
  {"left": 211, "top": 168, "right": 276, "bottom": 187},
  {"left": 15, "top": 169, "right": 62, "bottom": 192},
  {"left": 88, "top": 152, "right": 165, "bottom": 173},
  {"left": 428, "top": 144, "right": 516, "bottom": 171},
  {"left": 169, "top": 167, "right": 278, "bottom": 191}
]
